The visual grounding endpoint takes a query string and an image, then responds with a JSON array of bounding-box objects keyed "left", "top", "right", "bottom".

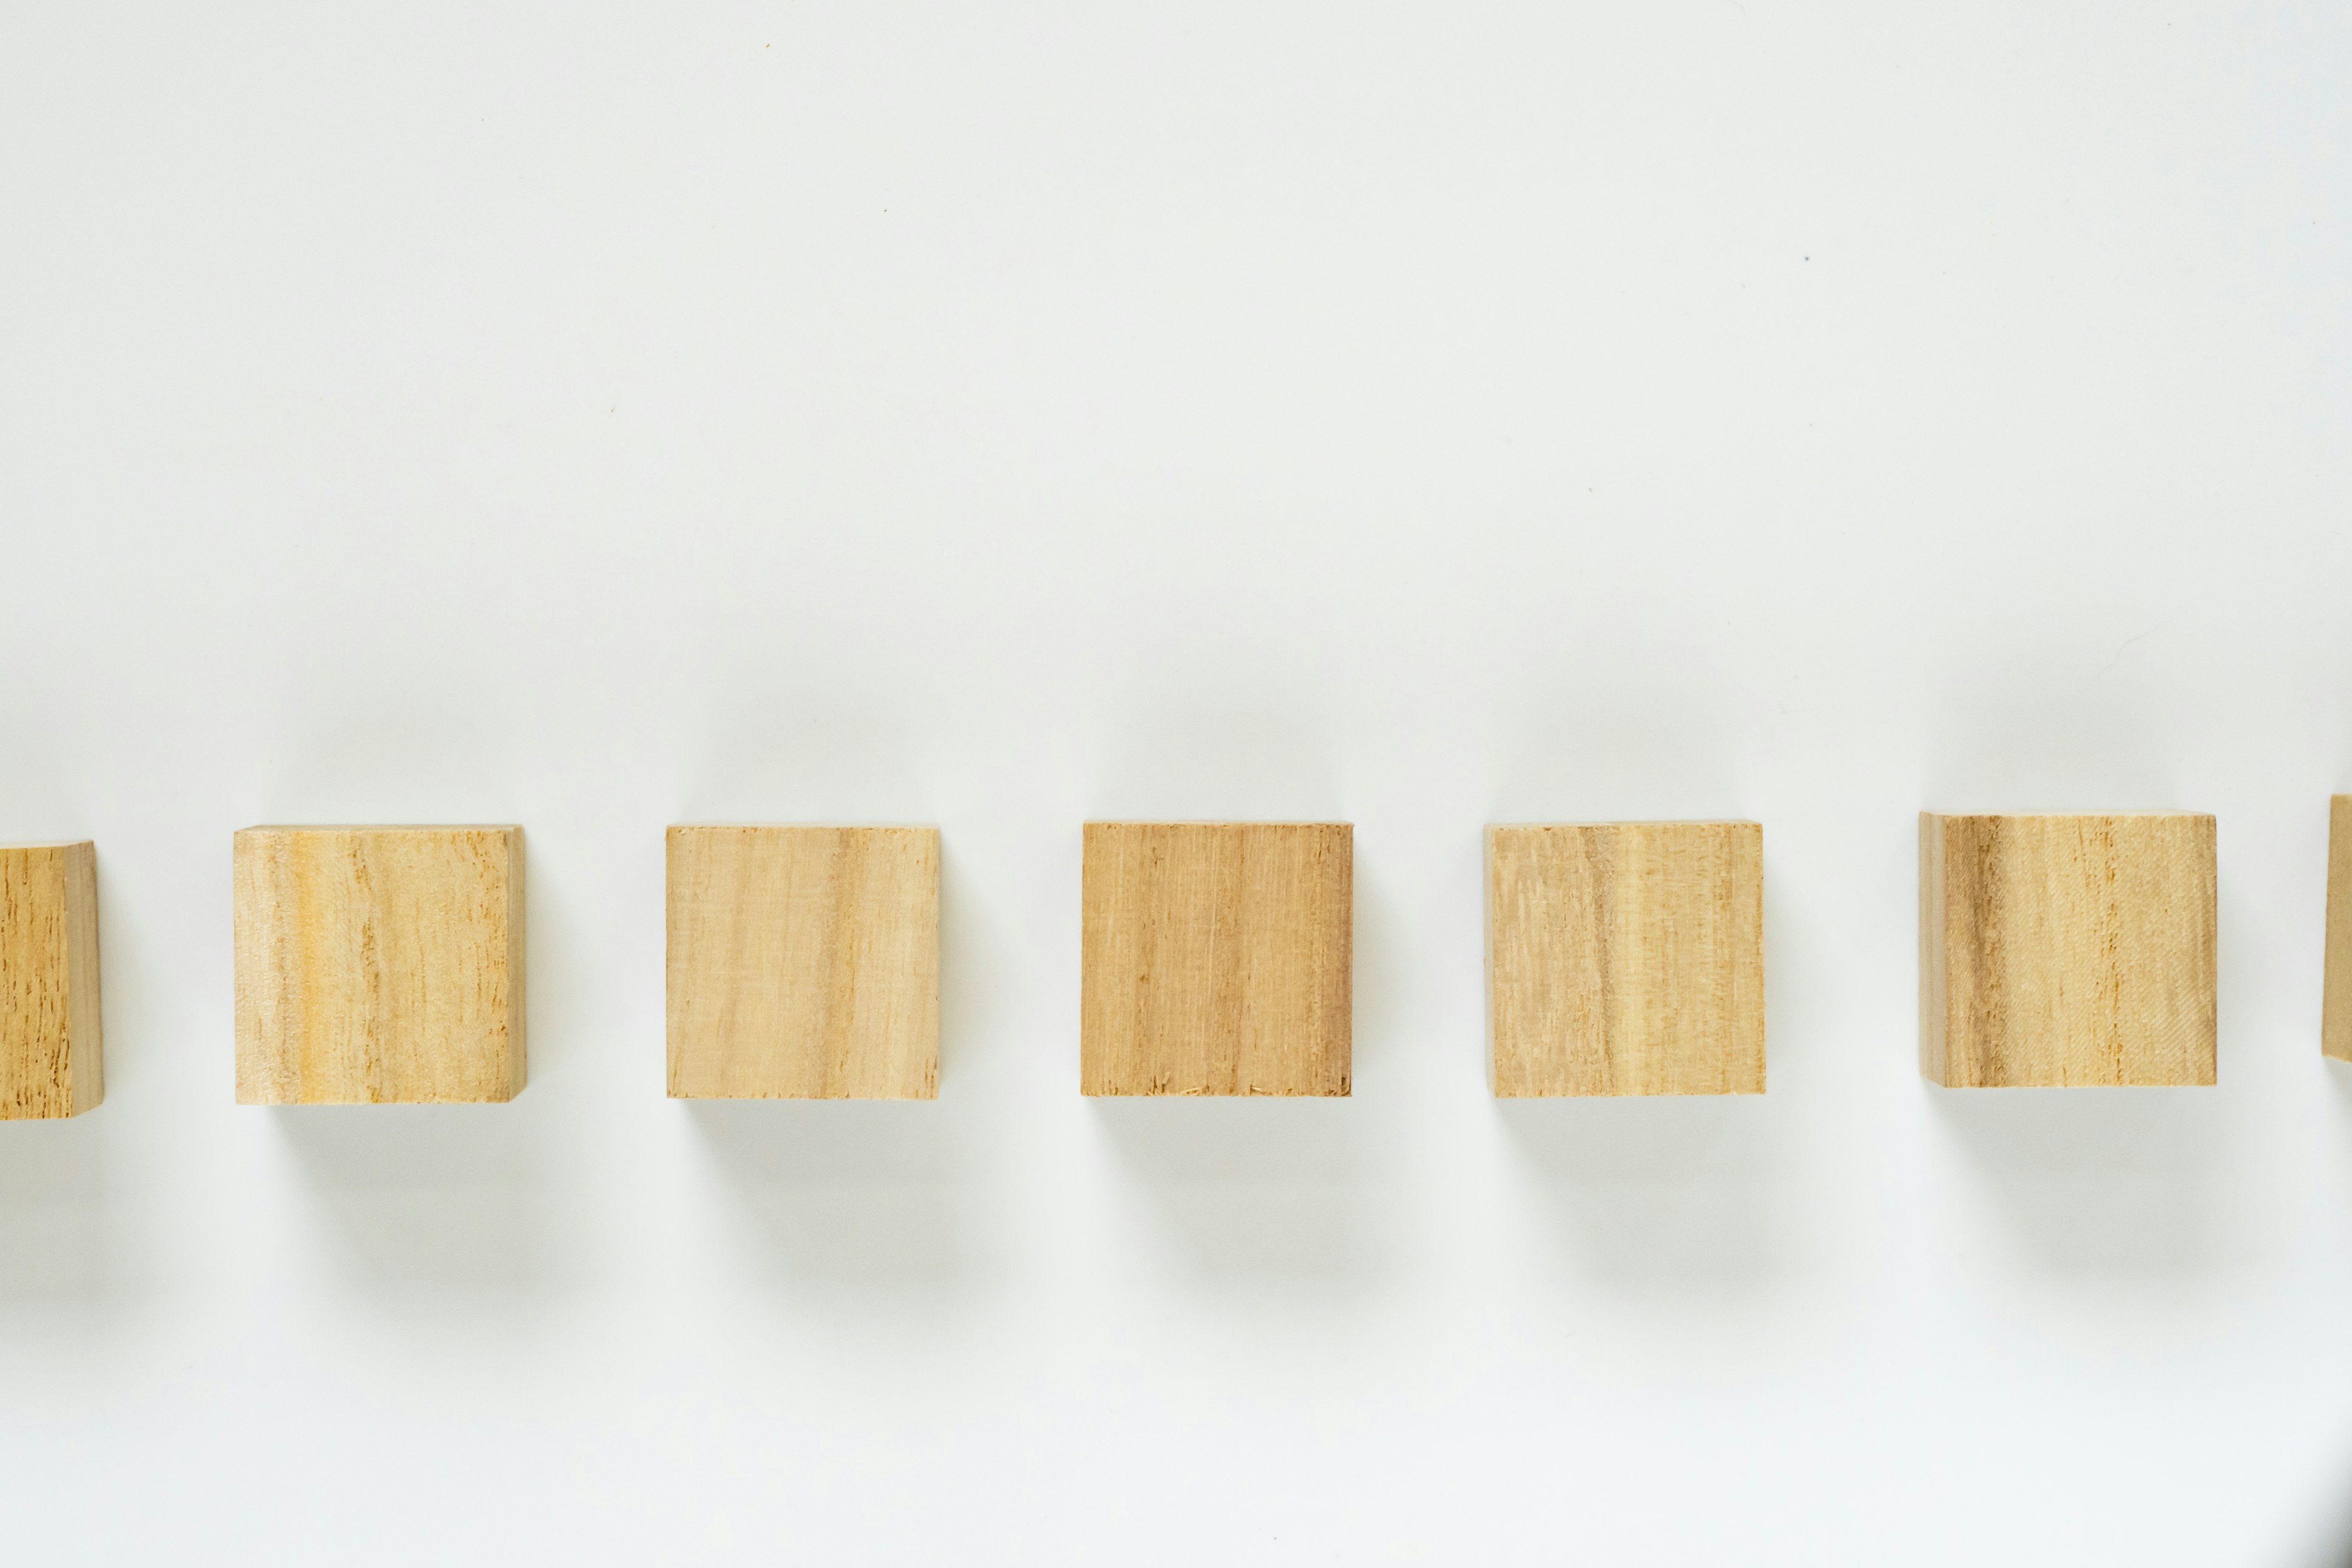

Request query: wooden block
[
  {"left": 1, "top": 842, "right": 103, "bottom": 1119},
  {"left": 666, "top": 825, "right": 940, "bottom": 1099},
  {"left": 235, "top": 826, "right": 525, "bottom": 1104},
  {"left": 2324, "top": 797, "right": 2352, "bottom": 1063},
  {"left": 1487, "top": 821, "right": 1764, "bottom": 1097},
  {"left": 1080, "top": 822, "right": 1351, "bottom": 1097},
  {"left": 1919, "top": 812, "right": 2215, "bottom": 1088}
]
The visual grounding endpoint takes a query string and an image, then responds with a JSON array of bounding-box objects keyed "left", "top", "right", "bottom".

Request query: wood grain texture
[
  {"left": 666, "top": 825, "right": 939, "bottom": 1099},
  {"left": 2325, "top": 797, "right": 2352, "bottom": 1064},
  {"left": 1080, "top": 822, "right": 1351, "bottom": 1096},
  {"left": 1919, "top": 812, "right": 2215, "bottom": 1088},
  {"left": 235, "top": 826, "right": 526, "bottom": 1104},
  {"left": 1, "top": 842, "right": 102, "bottom": 1119},
  {"left": 1487, "top": 821, "right": 1763, "bottom": 1097}
]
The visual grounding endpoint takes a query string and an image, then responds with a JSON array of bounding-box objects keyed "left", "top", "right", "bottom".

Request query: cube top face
[
  {"left": 2325, "top": 797, "right": 2352, "bottom": 1064},
  {"left": 1920, "top": 812, "right": 2216, "bottom": 1088},
  {"left": 1487, "top": 821, "right": 1764, "bottom": 1098},
  {"left": 0, "top": 841, "right": 102, "bottom": 1120},
  {"left": 235, "top": 826, "right": 525, "bottom": 1105},
  {"left": 1080, "top": 821, "right": 1352, "bottom": 1097},
  {"left": 666, "top": 824, "right": 940, "bottom": 1101}
]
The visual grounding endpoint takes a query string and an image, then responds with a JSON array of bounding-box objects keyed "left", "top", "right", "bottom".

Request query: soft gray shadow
[
  {"left": 687, "top": 1100, "right": 970, "bottom": 1289},
  {"left": 2284, "top": 1428, "right": 2352, "bottom": 1568},
  {"left": 0, "top": 1119, "right": 113, "bottom": 1302},
  {"left": 937, "top": 839, "right": 1018, "bottom": 1096},
  {"left": 1928, "top": 1088, "right": 2228, "bottom": 1275},
  {"left": 275, "top": 1107, "right": 549, "bottom": 1295},
  {"left": 263, "top": 695, "right": 512, "bottom": 812},
  {"left": 1091, "top": 1098, "right": 1373, "bottom": 1284},
  {"left": 1496, "top": 1098, "right": 1784, "bottom": 1292},
  {"left": 1488, "top": 683, "right": 1744, "bottom": 823},
  {"left": 1920, "top": 674, "right": 2179, "bottom": 808},
  {"left": 88, "top": 850, "right": 143, "bottom": 1099},
  {"left": 676, "top": 688, "right": 927, "bottom": 822},
  {"left": 2323, "top": 1068, "right": 2352, "bottom": 1178},
  {"left": 1085, "top": 697, "right": 1341, "bottom": 821},
  {"left": 1758, "top": 846, "right": 1808, "bottom": 1081},
  {"left": 514, "top": 833, "right": 590, "bottom": 1093},
  {"left": 1351, "top": 853, "right": 1406, "bottom": 1080}
]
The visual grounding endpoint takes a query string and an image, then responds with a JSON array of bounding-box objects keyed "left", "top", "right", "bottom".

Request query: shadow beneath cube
[
  {"left": 274, "top": 1106, "right": 552, "bottom": 1297},
  {"left": 1496, "top": 1096, "right": 1785, "bottom": 1293},
  {"left": 0, "top": 1116, "right": 116, "bottom": 1303},
  {"left": 1926, "top": 1086, "right": 2228, "bottom": 1276},
  {"left": 1090, "top": 1096, "right": 1377, "bottom": 1287},
  {"left": 686, "top": 1099, "right": 973, "bottom": 1291}
]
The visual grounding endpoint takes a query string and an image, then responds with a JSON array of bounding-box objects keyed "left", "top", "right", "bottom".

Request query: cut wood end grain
[
  {"left": 1486, "top": 821, "right": 1764, "bottom": 1098},
  {"left": 666, "top": 824, "right": 940, "bottom": 1100},
  {"left": 233, "top": 824, "right": 526, "bottom": 1105},
  {"left": 1080, "top": 821, "right": 1352, "bottom": 1097},
  {"left": 0, "top": 840, "right": 103, "bottom": 1120},
  {"left": 1918, "top": 811, "right": 2216, "bottom": 1088}
]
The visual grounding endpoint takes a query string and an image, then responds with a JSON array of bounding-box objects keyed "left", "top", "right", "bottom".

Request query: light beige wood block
[
  {"left": 1, "top": 842, "right": 103, "bottom": 1120},
  {"left": 666, "top": 825, "right": 940, "bottom": 1100},
  {"left": 2324, "top": 797, "right": 2352, "bottom": 1064},
  {"left": 1487, "top": 821, "right": 1764, "bottom": 1097},
  {"left": 1081, "top": 822, "right": 1351, "bottom": 1096},
  {"left": 235, "top": 826, "right": 525, "bottom": 1104},
  {"left": 1919, "top": 812, "right": 2215, "bottom": 1088}
]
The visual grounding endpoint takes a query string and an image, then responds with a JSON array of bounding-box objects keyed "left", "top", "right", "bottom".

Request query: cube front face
[
  {"left": 1080, "top": 822, "right": 1352, "bottom": 1096},
  {"left": 235, "top": 826, "right": 526, "bottom": 1104},
  {"left": 0, "top": 842, "right": 102, "bottom": 1119},
  {"left": 1487, "top": 822, "right": 1764, "bottom": 1097},
  {"left": 666, "top": 826, "right": 940, "bottom": 1100},
  {"left": 1920, "top": 812, "right": 2216, "bottom": 1088}
]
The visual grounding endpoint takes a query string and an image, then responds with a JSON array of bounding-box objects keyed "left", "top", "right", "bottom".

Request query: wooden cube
[
  {"left": 666, "top": 825, "right": 940, "bottom": 1099},
  {"left": 235, "top": 826, "right": 525, "bottom": 1104},
  {"left": 1919, "top": 812, "right": 2215, "bottom": 1087},
  {"left": 1486, "top": 821, "right": 1764, "bottom": 1097},
  {"left": 2324, "top": 797, "right": 2352, "bottom": 1064},
  {"left": 1, "top": 842, "right": 103, "bottom": 1119},
  {"left": 1080, "top": 822, "right": 1351, "bottom": 1096}
]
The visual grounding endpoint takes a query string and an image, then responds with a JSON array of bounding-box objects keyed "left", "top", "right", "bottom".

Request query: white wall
[{"left": 4, "top": 4, "right": 2350, "bottom": 1562}]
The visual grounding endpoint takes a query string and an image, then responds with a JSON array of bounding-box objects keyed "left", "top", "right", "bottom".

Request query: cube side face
[
  {"left": 235, "top": 827, "right": 525, "bottom": 1104},
  {"left": 1080, "top": 823, "right": 1352, "bottom": 1096},
  {"left": 1928, "top": 813, "right": 2216, "bottom": 1087},
  {"left": 0, "top": 843, "right": 101, "bottom": 1119},
  {"left": 666, "top": 826, "right": 940, "bottom": 1099},
  {"left": 1488, "top": 823, "right": 1763, "bottom": 1096},
  {"left": 61, "top": 842, "right": 101, "bottom": 1114},
  {"left": 1919, "top": 815, "right": 1951, "bottom": 1085},
  {"left": 2326, "top": 797, "right": 2352, "bottom": 1063}
]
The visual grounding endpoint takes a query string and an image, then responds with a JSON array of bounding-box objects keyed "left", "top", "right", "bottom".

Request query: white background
[{"left": 2, "top": 4, "right": 2350, "bottom": 1562}]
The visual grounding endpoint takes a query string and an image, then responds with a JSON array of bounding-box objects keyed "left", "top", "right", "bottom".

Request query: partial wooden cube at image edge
[
  {"left": 1486, "top": 821, "right": 1764, "bottom": 1098},
  {"left": 1080, "top": 821, "right": 1352, "bottom": 1097},
  {"left": 666, "top": 824, "right": 940, "bottom": 1100},
  {"left": 2324, "top": 796, "right": 2352, "bottom": 1064},
  {"left": 1, "top": 840, "right": 103, "bottom": 1119},
  {"left": 1918, "top": 812, "right": 2215, "bottom": 1088},
  {"left": 234, "top": 825, "right": 526, "bottom": 1105}
]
